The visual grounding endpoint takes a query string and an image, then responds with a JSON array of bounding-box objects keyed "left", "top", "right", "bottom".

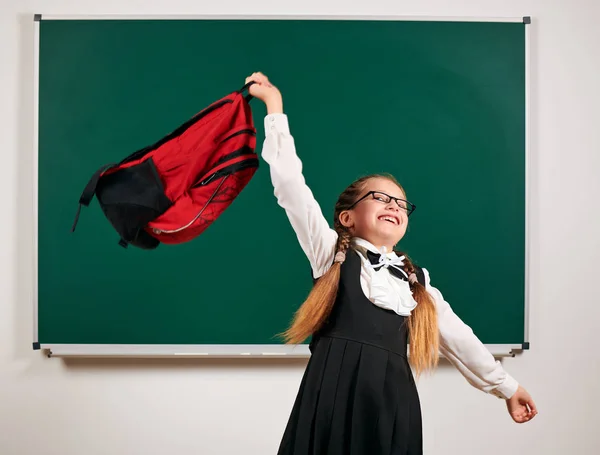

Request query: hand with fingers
[
  {"left": 245, "top": 72, "right": 283, "bottom": 114},
  {"left": 506, "top": 385, "right": 538, "bottom": 423}
]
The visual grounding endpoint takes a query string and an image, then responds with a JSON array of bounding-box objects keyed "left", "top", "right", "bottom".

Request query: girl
[{"left": 246, "top": 72, "right": 537, "bottom": 455}]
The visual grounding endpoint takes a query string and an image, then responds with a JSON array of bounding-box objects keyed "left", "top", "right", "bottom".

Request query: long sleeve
[
  {"left": 260, "top": 113, "right": 338, "bottom": 278},
  {"left": 423, "top": 268, "right": 520, "bottom": 400}
]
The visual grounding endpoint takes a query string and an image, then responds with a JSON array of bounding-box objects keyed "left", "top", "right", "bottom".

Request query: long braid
[
  {"left": 280, "top": 226, "right": 351, "bottom": 344},
  {"left": 333, "top": 216, "right": 353, "bottom": 259},
  {"left": 280, "top": 177, "right": 371, "bottom": 344},
  {"left": 395, "top": 250, "right": 440, "bottom": 376}
]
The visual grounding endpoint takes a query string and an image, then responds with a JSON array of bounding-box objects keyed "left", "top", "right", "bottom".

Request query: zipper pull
[{"left": 198, "top": 173, "right": 216, "bottom": 186}]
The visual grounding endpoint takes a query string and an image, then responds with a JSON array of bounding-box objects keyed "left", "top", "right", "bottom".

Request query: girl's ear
[{"left": 339, "top": 210, "right": 354, "bottom": 229}]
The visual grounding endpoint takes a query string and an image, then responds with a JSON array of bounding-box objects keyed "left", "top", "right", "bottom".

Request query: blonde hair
[{"left": 281, "top": 174, "right": 439, "bottom": 376}]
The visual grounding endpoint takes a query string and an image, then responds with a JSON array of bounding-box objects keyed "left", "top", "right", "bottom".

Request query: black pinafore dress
[{"left": 277, "top": 248, "right": 425, "bottom": 455}]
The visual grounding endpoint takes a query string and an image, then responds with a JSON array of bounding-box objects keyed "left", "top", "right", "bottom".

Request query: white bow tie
[{"left": 365, "top": 246, "right": 409, "bottom": 280}]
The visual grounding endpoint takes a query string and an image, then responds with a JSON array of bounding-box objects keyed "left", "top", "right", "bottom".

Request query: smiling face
[{"left": 338, "top": 177, "right": 409, "bottom": 251}]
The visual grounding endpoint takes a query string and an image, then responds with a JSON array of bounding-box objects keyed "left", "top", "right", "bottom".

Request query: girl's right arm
[{"left": 246, "top": 73, "right": 338, "bottom": 278}]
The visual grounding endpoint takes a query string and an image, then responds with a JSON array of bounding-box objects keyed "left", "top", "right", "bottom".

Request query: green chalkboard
[{"left": 35, "top": 16, "right": 528, "bottom": 354}]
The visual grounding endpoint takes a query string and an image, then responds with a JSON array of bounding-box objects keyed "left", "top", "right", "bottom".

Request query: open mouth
[{"left": 378, "top": 214, "right": 399, "bottom": 225}]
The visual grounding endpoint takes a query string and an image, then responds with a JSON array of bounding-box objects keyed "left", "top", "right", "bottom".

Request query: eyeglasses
[{"left": 348, "top": 191, "right": 416, "bottom": 217}]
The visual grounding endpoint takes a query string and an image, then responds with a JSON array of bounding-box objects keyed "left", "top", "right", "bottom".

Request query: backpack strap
[
  {"left": 239, "top": 81, "right": 256, "bottom": 103},
  {"left": 71, "top": 163, "right": 115, "bottom": 232}
]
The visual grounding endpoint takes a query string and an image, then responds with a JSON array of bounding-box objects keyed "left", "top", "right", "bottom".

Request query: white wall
[{"left": 1, "top": 0, "right": 599, "bottom": 454}]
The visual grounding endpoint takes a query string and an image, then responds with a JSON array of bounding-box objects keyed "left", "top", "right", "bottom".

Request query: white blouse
[
  {"left": 352, "top": 238, "right": 419, "bottom": 316},
  {"left": 261, "top": 112, "right": 519, "bottom": 400}
]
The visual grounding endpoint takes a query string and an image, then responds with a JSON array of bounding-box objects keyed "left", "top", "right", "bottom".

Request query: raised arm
[{"left": 246, "top": 72, "right": 338, "bottom": 278}]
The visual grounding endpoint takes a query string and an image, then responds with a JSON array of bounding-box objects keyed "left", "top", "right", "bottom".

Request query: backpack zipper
[
  {"left": 195, "top": 154, "right": 258, "bottom": 187},
  {"left": 151, "top": 155, "right": 258, "bottom": 235},
  {"left": 152, "top": 175, "right": 229, "bottom": 234}
]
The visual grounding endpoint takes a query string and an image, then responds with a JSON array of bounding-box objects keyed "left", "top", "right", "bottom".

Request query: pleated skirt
[{"left": 277, "top": 335, "right": 422, "bottom": 455}]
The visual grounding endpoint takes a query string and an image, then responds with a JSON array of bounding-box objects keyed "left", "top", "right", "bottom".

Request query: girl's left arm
[
  {"left": 422, "top": 268, "right": 519, "bottom": 399},
  {"left": 424, "top": 268, "right": 538, "bottom": 423}
]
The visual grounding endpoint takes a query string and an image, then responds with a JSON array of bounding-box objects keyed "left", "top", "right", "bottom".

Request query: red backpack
[{"left": 71, "top": 82, "right": 258, "bottom": 249}]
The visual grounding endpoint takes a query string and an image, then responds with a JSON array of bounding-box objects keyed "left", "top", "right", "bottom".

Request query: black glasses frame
[{"left": 348, "top": 191, "right": 416, "bottom": 216}]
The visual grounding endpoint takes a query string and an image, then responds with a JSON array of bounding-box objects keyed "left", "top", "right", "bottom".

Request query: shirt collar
[{"left": 352, "top": 237, "right": 398, "bottom": 258}]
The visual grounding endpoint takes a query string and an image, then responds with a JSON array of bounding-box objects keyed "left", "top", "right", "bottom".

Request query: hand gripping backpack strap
[
  {"left": 71, "top": 163, "right": 116, "bottom": 232},
  {"left": 239, "top": 81, "right": 256, "bottom": 103}
]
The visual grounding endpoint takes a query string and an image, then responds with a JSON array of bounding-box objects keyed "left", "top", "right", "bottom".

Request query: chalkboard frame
[{"left": 32, "top": 14, "right": 532, "bottom": 358}]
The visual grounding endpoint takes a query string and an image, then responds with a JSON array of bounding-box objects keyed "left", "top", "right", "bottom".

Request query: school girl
[{"left": 245, "top": 72, "right": 537, "bottom": 455}]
